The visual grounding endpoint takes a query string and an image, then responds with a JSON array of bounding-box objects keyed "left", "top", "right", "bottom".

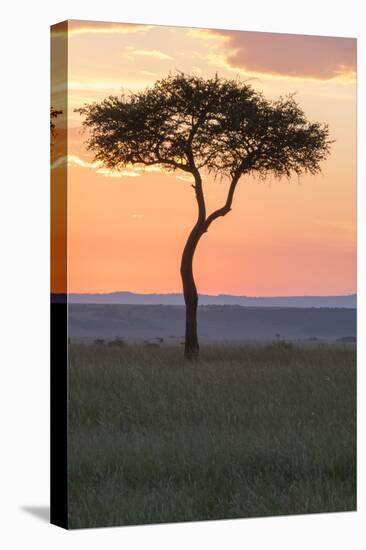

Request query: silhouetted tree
[
  {"left": 51, "top": 107, "right": 62, "bottom": 145},
  {"left": 77, "top": 74, "right": 331, "bottom": 360}
]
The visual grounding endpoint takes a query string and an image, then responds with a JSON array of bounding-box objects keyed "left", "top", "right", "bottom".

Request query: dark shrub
[
  {"left": 93, "top": 338, "right": 105, "bottom": 346},
  {"left": 108, "top": 338, "right": 126, "bottom": 347}
]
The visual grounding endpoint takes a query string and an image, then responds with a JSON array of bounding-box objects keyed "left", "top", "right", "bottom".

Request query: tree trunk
[
  {"left": 179, "top": 168, "right": 240, "bottom": 361},
  {"left": 180, "top": 226, "right": 203, "bottom": 360}
]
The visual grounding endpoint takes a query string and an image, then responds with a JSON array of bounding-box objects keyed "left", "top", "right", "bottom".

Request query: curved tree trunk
[
  {"left": 180, "top": 168, "right": 240, "bottom": 361},
  {"left": 180, "top": 225, "right": 204, "bottom": 361}
]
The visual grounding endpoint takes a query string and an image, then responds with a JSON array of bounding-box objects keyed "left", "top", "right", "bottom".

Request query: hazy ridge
[{"left": 57, "top": 291, "right": 357, "bottom": 308}]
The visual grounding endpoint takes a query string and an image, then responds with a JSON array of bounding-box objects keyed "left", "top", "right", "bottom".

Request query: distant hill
[{"left": 53, "top": 292, "right": 357, "bottom": 308}]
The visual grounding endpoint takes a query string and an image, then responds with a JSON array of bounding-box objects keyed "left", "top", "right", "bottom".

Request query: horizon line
[{"left": 52, "top": 291, "right": 357, "bottom": 298}]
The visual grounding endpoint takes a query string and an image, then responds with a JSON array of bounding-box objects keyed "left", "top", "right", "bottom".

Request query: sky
[{"left": 51, "top": 20, "right": 356, "bottom": 296}]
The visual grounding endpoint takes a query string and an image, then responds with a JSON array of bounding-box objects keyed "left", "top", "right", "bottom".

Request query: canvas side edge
[{"left": 50, "top": 20, "right": 69, "bottom": 530}]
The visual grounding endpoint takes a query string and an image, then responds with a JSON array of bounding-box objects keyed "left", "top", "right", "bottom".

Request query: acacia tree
[
  {"left": 51, "top": 107, "right": 62, "bottom": 145},
  {"left": 77, "top": 74, "right": 331, "bottom": 360}
]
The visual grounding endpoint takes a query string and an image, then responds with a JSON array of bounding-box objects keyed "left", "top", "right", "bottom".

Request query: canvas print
[{"left": 51, "top": 20, "right": 356, "bottom": 529}]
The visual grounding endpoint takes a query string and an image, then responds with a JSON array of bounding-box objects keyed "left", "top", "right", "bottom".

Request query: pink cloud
[{"left": 211, "top": 30, "right": 356, "bottom": 79}]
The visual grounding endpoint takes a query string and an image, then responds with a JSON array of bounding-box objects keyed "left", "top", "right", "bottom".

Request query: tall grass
[{"left": 68, "top": 343, "right": 356, "bottom": 528}]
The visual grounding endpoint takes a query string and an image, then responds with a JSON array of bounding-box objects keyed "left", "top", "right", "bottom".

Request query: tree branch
[
  {"left": 185, "top": 144, "right": 206, "bottom": 224},
  {"left": 192, "top": 167, "right": 206, "bottom": 224},
  {"left": 135, "top": 152, "right": 190, "bottom": 172},
  {"left": 204, "top": 172, "right": 241, "bottom": 231}
]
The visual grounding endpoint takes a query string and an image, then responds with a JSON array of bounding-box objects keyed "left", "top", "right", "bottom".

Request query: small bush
[
  {"left": 268, "top": 340, "right": 295, "bottom": 352},
  {"left": 107, "top": 338, "right": 126, "bottom": 348},
  {"left": 143, "top": 342, "right": 160, "bottom": 348},
  {"left": 93, "top": 338, "right": 105, "bottom": 346}
]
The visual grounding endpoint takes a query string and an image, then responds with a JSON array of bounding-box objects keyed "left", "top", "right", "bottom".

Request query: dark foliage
[
  {"left": 51, "top": 106, "right": 62, "bottom": 143},
  {"left": 76, "top": 73, "right": 331, "bottom": 181}
]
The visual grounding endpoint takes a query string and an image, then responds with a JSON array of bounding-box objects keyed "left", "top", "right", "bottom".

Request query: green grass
[{"left": 68, "top": 343, "right": 356, "bottom": 528}]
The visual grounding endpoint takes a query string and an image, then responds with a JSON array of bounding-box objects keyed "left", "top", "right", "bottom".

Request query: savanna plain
[{"left": 68, "top": 342, "right": 356, "bottom": 528}]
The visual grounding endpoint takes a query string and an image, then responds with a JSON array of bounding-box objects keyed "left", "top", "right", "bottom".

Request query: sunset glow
[{"left": 51, "top": 20, "right": 356, "bottom": 296}]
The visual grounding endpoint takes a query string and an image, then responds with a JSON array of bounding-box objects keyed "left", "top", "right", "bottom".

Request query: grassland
[{"left": 68, "top": 343, "right": 356, "bottom": 529}]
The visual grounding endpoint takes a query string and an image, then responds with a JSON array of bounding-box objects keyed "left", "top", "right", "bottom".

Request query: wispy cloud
[
  {"left": 126, "top": 47, "right": 174, "bottom": 60},
  {"left": 54, "top": 78, "right": 154, "bottom": 95},
  {"left": 51, "top": 154, "right": 179, "bottom": 179},
  {"left": 97, "top": 168, "right": 140, "bottom": 178},
  {"left": 176, "top": 174, "right": 195, "bottom": 182},
  {"left": 51, "top": 155, "right": 141, "bottom": 177},
  {"left": 52, "top": 21, "right": 151, "bottom": 38},
  {"left": 68, "top": 80, "right": 126, "bottom": 91},
  {"left": 186, "top": 28, "right": 230, "bottom": 43},
  {"left": 140, "top": 70, "right": 157, "bottom": 77}
]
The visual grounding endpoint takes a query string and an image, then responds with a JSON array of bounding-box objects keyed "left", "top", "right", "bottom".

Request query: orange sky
[{"left": 51, "top": 20, "right": 356, "bottom": 296}]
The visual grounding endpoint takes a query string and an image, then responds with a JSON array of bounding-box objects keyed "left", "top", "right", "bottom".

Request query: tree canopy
[{"left": 76, "top": 73, "right": 331, "bottom": 183}]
